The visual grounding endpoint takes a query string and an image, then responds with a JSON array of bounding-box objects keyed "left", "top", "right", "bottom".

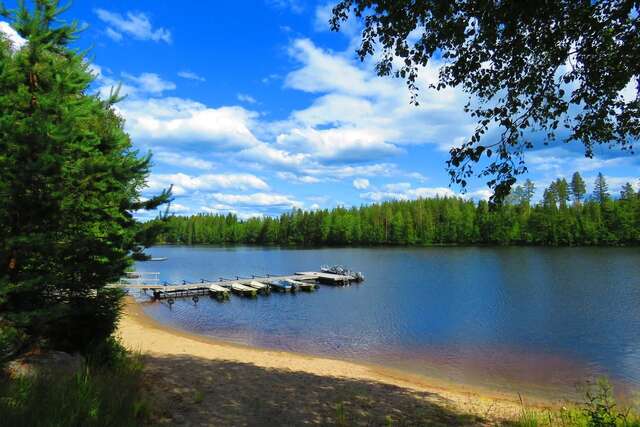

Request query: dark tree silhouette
[{"left": 330, "top": 1, "right": 639, "bottom": 202}]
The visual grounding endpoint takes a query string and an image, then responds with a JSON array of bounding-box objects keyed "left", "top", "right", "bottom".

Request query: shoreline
[{"left": 117, "top": 298, "right": 565, "bottom": 421}]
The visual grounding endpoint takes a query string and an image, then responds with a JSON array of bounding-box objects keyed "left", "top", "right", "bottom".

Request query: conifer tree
[
  {"left": 593, "top": 173, "right": 610, "bottom": 205},
  {"left": 0, "top": 1, "right": 170, "bottom": 354},
  {"left": 620, "top": 183, "right": 636, "bottom": 201},
  {"left": 570, "top": 172, "right": 587, "bottom": 205},
  {"left": 553, "top": 178, "right": 570, "bottom": 209},
  {"left": 523, "top": 179, "right": 536, "bottom": 205}
]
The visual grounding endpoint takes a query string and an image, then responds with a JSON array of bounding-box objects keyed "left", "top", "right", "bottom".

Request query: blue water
[{"left": 135, "top": 246, "right": 640, "bottom": 398}]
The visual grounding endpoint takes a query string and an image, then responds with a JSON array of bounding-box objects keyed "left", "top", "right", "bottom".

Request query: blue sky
[{"left": 1, "top": 0, "right": 639, "bottom": 218}]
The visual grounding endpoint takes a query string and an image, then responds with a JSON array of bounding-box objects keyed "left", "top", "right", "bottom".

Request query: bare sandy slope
[{"left": 117, "top": 299, "right": 546, "bottom": 425}]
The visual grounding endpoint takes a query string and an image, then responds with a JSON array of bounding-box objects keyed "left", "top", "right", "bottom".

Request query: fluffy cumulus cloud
[
  {"left": 146, "top": 173, "right": 268, "bottom": 196},
  {"left": 95, "top": 9, "right": 172, "bottom": 43},
  {"left": 209, "top": 192, "right": 302, "bottom": 209},
  {"left": 0, "top": 21, "right": 27, "bottom": 50},
  {"left": 277, "top": 172, "right": 321, "bottom": 184},
  {"left": 274, "top": 38, "right": 474, "bottom": 165},
  {"left": 361, "top": 184, "right": 456, "bottom": 202},
  {"left": 526, "top": 147, "right": 638, "bottom": 177},
  {"left": 153, "top": 150, "right": 215, "bottom": 171},
  {"left": 117, "top": 98, "right": 261, "bottom": 149},
  {"left": 95, "top": 17, "right": 637, "bottom": 219},
  {"left": 121, "top": 72, "right": 176, "bottom": 94},
  {"left": 352, "top": 178, "right": 369, "bottom": 190}
]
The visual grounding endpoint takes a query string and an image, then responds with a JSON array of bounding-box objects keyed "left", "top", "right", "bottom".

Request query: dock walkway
[{"left": 108, "top": 271, "right": 358, "bottom": 301}]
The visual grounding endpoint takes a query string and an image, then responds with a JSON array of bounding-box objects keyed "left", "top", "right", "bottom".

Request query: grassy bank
[
  {"left": 509, "top": 380, "right": 640, "bottom": 427},
  {"left": 0, "top": 338, "right": 150, "bottom": 427}
]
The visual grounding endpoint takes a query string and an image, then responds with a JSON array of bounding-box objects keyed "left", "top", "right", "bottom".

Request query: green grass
[
  {"left": 0, "top": 338, "right": 151, "bottom": 427},
  {"left": 509, "top": 380, "right": 640, "bottom": 427}
]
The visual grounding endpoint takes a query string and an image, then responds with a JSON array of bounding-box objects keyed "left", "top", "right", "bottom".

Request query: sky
[{"left": 1, "top": 0, "right": 639, "bottom": 219}]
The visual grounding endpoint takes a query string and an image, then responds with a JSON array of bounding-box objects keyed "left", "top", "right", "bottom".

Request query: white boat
[
  {"left": 208, "top": 283, "right": 230, "bottom": 300},
  {"left": 208, "top": 284, "right": 228, "bottom": 293},
  {"left": 246, "top": 280, "right": 270, "bottom": 293},
  {"left": 230, "top": 282, "right": 257, "bottom": 297},
  {"left": 284, "top": 279, "right": 316, "bottom": 292}
]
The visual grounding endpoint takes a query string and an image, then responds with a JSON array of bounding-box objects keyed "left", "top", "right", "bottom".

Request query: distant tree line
[{"left": 157, "top": 172, "right": 640, "bottom": 247}]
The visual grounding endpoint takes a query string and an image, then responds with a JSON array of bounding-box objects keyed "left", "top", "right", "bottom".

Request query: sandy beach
[{"left": 117, "top": 298, "right": 553, "bottom": 426}]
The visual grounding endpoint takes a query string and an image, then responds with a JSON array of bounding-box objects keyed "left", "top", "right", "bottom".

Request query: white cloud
[
  {"left": 178, "top": 71, "right": 206, "bottom": 82},
  {"left": 261, "top": 73, "right": 281, "bottom": 84},
  {"left": 276, "top": 127, "right": 402, "bottom": 163},
  {"left": 105, "top": 27, "right": 123, "bottom": 42},
  {"left": 266, "top": 0, "right": 304, "bottom": 14},
  {"left": 352, "top": 178, "right": 369, "bottom": 190},
  {"left": 466, "top": 188, "right": 493, "bottom": 201},
  {"left": 117, "top": 97, "right": 261, "bottom": 149},
  {"left": 275, "top": 38, "right": 473, "bottom": 167},
  {"left": 277, "top": 172, "right": 321, "bottom": 184},
  {"left": 361, "top": 186, "right": 456, "bottom": 202},
  {"left": 237, "top": 93, "right": 258, "bottom": 104},
  {"left": 122, "top": 72, "right": 175, "bottom": 94},
  {"left": 210, "top": 192, "right": 302, "bottom": 209},
  {"left": 383, "top": 182, "right": 412, "bottom": 192},
  {"left": 0, "top": 21, "right": 26, "bottom": 50},
  {"left": 153, "top": 151, "right": 215, "bottom": 171},
  {"left": 526, "top": 147, "right": 636, "bottom": 177},
  {"left": 314, "top": 2, "right": 359, "bottom": 37},
  {"left": 95, "top": 9, "right": 171, "bottom": 43},
  {"left": 169, "top": 203, "right": 191, "bottom": 213},
  {"left": 146, "top": 173, "right": 268, "bottom": 196},
  {"left": 285, "top": 39, "right": 385, "bottom": 97}
]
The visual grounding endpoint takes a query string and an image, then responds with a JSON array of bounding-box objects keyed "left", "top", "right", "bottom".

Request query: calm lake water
[{"left": 135, "top": 246, "right": 640, "bottom": 399}]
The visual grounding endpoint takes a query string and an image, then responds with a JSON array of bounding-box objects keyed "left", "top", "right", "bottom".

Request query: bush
[
  {"left": 0, "top": 338, "right": 150, "bottom": 427},
  {"left": 510, "top": 379, "right": 640, "bottom": 427}
]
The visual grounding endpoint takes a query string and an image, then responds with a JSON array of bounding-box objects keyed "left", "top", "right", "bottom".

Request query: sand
[{"left": 117, "top": 299, "right": 551, "bottom": 426}]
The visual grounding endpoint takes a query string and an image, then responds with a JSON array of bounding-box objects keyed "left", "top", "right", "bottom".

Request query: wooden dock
[
  {"left": 295, "top": 272, "right": 354, "bottom": 285},
  {"left": 108, "top": 271, "right": 360, "bottom": 301}
]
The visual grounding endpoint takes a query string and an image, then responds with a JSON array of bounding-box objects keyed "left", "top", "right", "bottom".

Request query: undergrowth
[
  {"left": 509, "top": 379, "right": 640, "bottom": 427},
  {"left": 0, "top": 337, "right": 150, "bottom": 427}
]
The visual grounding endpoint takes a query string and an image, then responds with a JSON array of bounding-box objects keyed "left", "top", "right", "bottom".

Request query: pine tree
[
  {"left": 543, "top": 187, "right": 558, "bottom": 209},
  {"left": 570, "top": 172, "right": 587, "bottom": 205},
  {"left": 620, "top": 182, "right": 636, "bottom": 200},
  {"left": 554, "top": 178, "right": 570, "bottom": 209},
  {"left": 523, "top": 179, "right": 536, "bottom": 205},
  {"left": 593, "top": 173, "right": 610, "bottom": 205},
  {"left": 0, "top": 1, "right": 170, "bottom": 354}
]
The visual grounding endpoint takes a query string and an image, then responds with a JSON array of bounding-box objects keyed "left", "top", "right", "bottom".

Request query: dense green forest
[{"left": 157, "top": 172, "right": 640, "bottom": 246}]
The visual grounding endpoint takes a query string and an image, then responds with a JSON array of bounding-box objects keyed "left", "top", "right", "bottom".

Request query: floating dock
[
  {"left": 285, "top": 279, "right": 317, "bottom": 292},
  {"left": 108, "top": 270, "right": 361, "bottom": 301},
  {"left": 229, "top": 282, "right": 258, "bottom": 297},
  {"left": 246, "top": 280, "right": 270, "bottom": 294},
  {"left": 295, "top": 272, "right": 354, "bottom": 285}
]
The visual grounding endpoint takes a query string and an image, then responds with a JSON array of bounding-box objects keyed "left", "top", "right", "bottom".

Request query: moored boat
[
  {"left": 246, "top": 280, "right": 270, "bottom": 294},
  {"left": 269, "top": 279, "right": 296, "bottom": 292},
  {"left": 284, "top": 279, "right": 317, "bottom": 292},
  {"left": 320, "top": 265, "right": 365, "bottom": 282},
  {"left": 230, "top": 282, "right": 258, "bottom": 297}
]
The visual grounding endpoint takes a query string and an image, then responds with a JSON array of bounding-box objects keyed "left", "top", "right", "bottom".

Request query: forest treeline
[{"left": 157, "top": 172, "right": 640, "bottom": 246}]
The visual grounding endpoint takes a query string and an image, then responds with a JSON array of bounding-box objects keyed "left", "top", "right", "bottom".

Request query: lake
[{"left": 134, "top": 245, "right": 640, "bottom": 399}]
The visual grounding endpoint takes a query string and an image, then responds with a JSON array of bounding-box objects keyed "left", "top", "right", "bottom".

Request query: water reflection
[{"left": 136, "top": 246, "right": 640, "bottom": 398}]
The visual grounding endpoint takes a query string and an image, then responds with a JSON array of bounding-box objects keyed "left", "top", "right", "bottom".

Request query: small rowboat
[
  {"left": 246, "top": 280, "right": 270, "bottom": 294},
  {"left": 207, "top": 284, "right": 230, "bottom": 299},
  {"left": 284, "top": 279, "right": 317, "bottom": 292},
  {"left": 230, "top": 282, "right": 257, "bottom": 297},
  {"left": 269, "top": 280, "right": 296, "bottom": 292}
]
